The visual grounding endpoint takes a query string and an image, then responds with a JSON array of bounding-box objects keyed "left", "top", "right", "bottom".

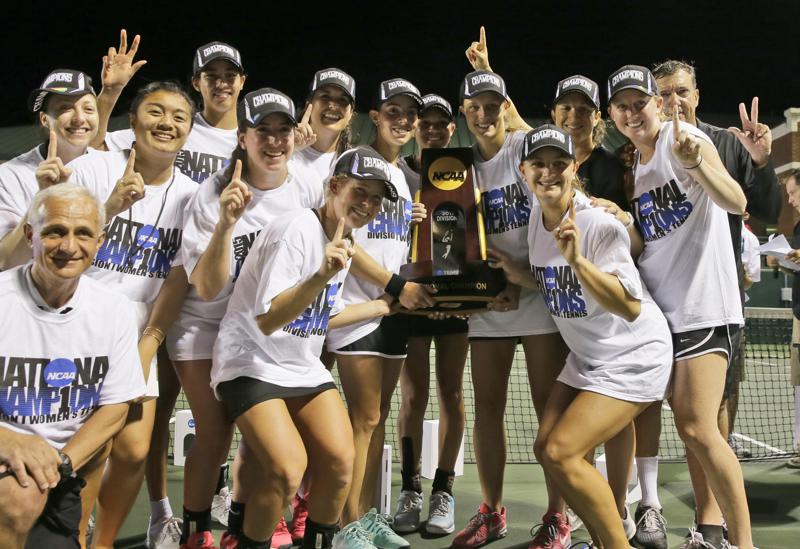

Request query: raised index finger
[
  {"left": 334, "top": 217, "right": 345, "bottom": 241},
  {"left": 739, "top": 102, "right": 750, "bottom": 127},
  {"left": 124, "top": 148, "right": 136, "bottom": 177},
  {"left": 568, "top": 197, "right": 576, "bottom": 221},
  {"left": 479, "top": 26, "right": 486, "bottom": 48},
  {"left": 231, "top": 158, "right": 242, "bottom": 182},
  {"left": 300, "top": 103, "right": 313, "bottom": 126},
  {"left": 672, "top": 105, "right": 681, "bottom": 140},
  {"left": 47, "top": 130, "right": 58, "bottom": 160},
  {"left": 750, "top": 97, "right": 759, "bottom": 126},
  {"left": 118, "top": 28, "right": 128, "bottom": 54}
]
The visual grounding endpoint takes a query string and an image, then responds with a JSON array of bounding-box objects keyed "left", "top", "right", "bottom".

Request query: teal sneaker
[
  {"left": 333, "top": 521, "right": 378, "bottom": 549},
  {"left": 359, "top": 508, "right": 410, "bottom": 549}
]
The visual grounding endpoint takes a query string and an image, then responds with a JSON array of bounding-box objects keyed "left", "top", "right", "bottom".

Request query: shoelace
[
  {"left": 683, "top": 528, "right": 717, "bottom": 549},
  {"left": 639, "top": 507, "right": 667, "bottom": 530},
  {"left": 529, "top": 521, "right": 559, "bottom": 547},
  {"left": 429, "top": 494, "right": 451, "bottom": 518},
  {"left": 363, "top": 512, "right": 396, "bottom": 536},
  {"left": 398, "top": 493, "right": 422, "bottom": 513},
  {"left": 342, "top": 525, "right": 374, "bottom": 547},
  {"left": 161, "top": 517, "right": 182, "bottom": 540},
  {"left": 465, "top": 511, "right": 493, "bottom": 531}
]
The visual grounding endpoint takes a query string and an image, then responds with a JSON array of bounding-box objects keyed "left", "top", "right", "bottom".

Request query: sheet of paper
[{"left": 758, "top": 234, "right": 800, "bottom": 271}]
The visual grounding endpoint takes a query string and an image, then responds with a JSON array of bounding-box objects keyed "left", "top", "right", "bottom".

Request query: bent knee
[
  {"left": 0, "top": 488, "right": 47, "bottom": 534},
  {"left": 541, "top": 434, "right": 581, "bottom": 471},
  {"left": 110, "top": 436, "right": 150, "bottom": 465}
]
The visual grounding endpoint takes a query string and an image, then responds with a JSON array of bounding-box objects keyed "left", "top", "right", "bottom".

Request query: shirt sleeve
[
  {"left": 180, "top": 181, "right": 221, "bottom": 277},
  {"left": 97, "top": 298, "right": 147, "bottom": 405},
  {"left": 743, "top": 231, "right": 762, "bottom": 282},
  {"left": 585, "top": 214, "right": 643, "bottom": 301},
  {"left": 0, "top": 169, "right": 29, "bottom": 236},
  {"left": 105, "top": 129, "right": 135, "bottom": 152}
]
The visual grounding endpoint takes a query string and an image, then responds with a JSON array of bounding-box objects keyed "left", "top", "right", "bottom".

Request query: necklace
[{"left": 124, "top": 167, "right": 177, "bottom": 266}]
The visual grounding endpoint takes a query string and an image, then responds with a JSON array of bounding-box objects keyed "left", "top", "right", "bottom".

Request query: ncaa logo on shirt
[
  {"left": 638, "top": 192, "right": 654, "bottom": 217},
  {"left": 44, "top": 358, "right": 78, "bottom": 388},
  {"left": 135, "top": 225, "right": 160, "bottom": 249},
  {"left": 543, "top": 266, "right": 557, "bottom": 290}
]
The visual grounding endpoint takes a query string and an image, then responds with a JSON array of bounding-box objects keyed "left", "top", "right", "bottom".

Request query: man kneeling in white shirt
[{"left": 0, "top": 183, "right": 146, "bottom": 549}]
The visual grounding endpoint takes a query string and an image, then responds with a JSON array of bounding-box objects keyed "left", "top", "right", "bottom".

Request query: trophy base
[{"left": 399, "top": 261, "right": 507, "bottom": 314}]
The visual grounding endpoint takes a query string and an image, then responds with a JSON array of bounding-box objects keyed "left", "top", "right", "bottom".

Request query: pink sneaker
[
  {"left": 290, "top": 494, "right": 309, "bottom": 543},
  {"left": 219, "top": 531, "right": 238, "bottom": 549},
  {"left": 180, "top": 530, "right": 217, "bottom": 549},
  {"left": 451, "top": 503, "right": 507, "bottom": 548},
  {"left": 528, "top": 511, "right": 570, "bottom": 549},
  {"left": 271, "top": 516, "right": 293, "bottom": 549}
]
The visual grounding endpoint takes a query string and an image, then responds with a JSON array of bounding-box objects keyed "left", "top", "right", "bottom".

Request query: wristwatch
[{"left": 57, "top": 450, "right": 74, "bottom": 480}]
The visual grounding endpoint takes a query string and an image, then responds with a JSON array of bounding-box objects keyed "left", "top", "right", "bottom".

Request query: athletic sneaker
[
  {"left": 451, "top": 503, "right": 507, "bottom": 548},
  {"left": 271, "top": 516, "right": 293, "bottom": 549},
  {"left": 179, "top": 530, "right": 217, "bottom": 549},
  {"left": 359, "top": 508, "right": 410, "bottom": 549},
  {"left": 622, "top": 505, "right": 636, "bottom": 540},
  {"left": 86, "top": 514, "right": 95, "bottom": 547},
  {"left": 333, "top": 521, "right": 378, "bottom": 549},
  {"left": 632, "top": 505, "right": 667, "bottom": 549},
  {"left": 392, "top": 490, "right": 423, "bottom": 533},
  {"left": 679, "top": 528, "right": 719, "bottom": 548},
  {"left": 528, "top": 511, "right": 570, "bottom": 549},
  {"left": 290, "top": 493, "right": 309, "bottom": 542},
  {"left": 426, "top": 491, "right": 456, "bottom": 534},
  {"left": 147, "top": 515, "right": 183, "bottom": 549},
  {"left": 219, "top": 532, "right": 238, "bottom": 549},
  {"left": 566, "top": 506, "right": 583, "bottom": 532},
  {"left": 211, "top": 486, "right": 232, "bottom": 526}
]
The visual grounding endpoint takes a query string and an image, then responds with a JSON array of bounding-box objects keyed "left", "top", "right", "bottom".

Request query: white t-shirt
[
  {"left": 632, "top": 121, "right": 743, "bottom": 332},
  {"left": 105, "top": 113, "right": 237, "bottom": 183},
  {"left": 0, "top": 266, "right": 145, "bottom": 449},
  {"left": 0, "top": 146, "right": 103, "bottom": 238},
  {"left": 528, "top": 201, "right": 672, "bottom": 402},
  {"left": 397, "top": 155, "right": 422, "bottom": 198},
  {"left": 211, "top": 209, "right": 348, "bottom": 392},
  {"left": 468, "top": 131, "right": 557, "bottom": 337},
  {"left": 68, "top": 150, "right": 197, "bottom": 303},
  {"left": 742, "top": 225, "right": 761, "bottom": 301},
  {"left": 177, "top": 166, "right": 323, "bottom": 327},
  {"left": 326, "top": 155, "right": 413, "bottom": 350}
]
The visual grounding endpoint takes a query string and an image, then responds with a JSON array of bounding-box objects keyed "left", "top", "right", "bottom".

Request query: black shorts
[
  {"left": 335, "top": 314, "right": 410, "bottom": 358},
  {"left": 724, "top": 326, "right": 746, "bottom": 398},
  {"left": 406, "top": 314, "right": 468, "bottom": 338},
  {"left": 25, "top": 476, "right": 85, "bottom": 549},
  {"left": 672, "top": 324, "right": 738, "bottom": 363},
  {"left": 217, "top": 376, "right": 337, "bottom": 422}
]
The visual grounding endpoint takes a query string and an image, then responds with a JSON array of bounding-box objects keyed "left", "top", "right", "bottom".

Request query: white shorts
[
  {"left": 133, "top": 301, "right": 159, "bottom": 399},
  {"left": 468, "top": 288, "right": 558, "bottom": 338},
  {"left": 166, "top": 312, "right": 220, "bottom": 362}
]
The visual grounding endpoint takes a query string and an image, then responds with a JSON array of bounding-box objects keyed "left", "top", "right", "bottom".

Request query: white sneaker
[
  {"left": 566, "top": 506, "right": 583, "bottom": 532},
  {"left": 426, "top": 491, "right": 455, "bottom": 534},
  {"left": 621, "top": 505, "right": 636, "bottom": 540},
  {"left": 211, "top": 486, "right": 231, "bottom": 526},
  {"left": 392, "top": 490, "right": 423, "bottom": 533},
  {"left": 146, "top": 515, "right": 182, "bottom": 549}
]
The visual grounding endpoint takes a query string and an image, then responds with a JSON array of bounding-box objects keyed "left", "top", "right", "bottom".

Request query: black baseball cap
[
  {"left": 460, "top": 70, "right": 508, "bottom": 102},
  {"left": 375, "top": 78, "right": 423, "bottom": 109},
  {"left": 520, "top": 124, "right": 575, "bottom": 162},
  {"left": 554, "top": 75, "right": 600, "bottom": 109},
  {"left": 333, "top": 147, "right": 398, "bottom": 202},
  {"left": 29, "top": 69, "right": 96, "bottom": 113},
  {"left": 238, "top": 88, "right": 296, "bottom": 127},
  {"left": 420, "top": 94, "right": 453, "bottom": 120},
  {"left": 310, "top": 68, "right": 356, "bottom": 104},
  {"left": 193, "top": 41, "right": 244, "bottom": 74},
  {"left": 607, "top": 65, "right": 658, "bottom": 101}
]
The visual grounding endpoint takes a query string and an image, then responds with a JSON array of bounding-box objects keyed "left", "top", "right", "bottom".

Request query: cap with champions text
[
  {"left": 333, "top": 147, "right": 398, "bottom": 202},
  {"left": 28, "top": 69, "right": 96, "bottom": 113},
  {"left": 420, "top": 94, "right": 453, "bottom": 120},
  {"left": 607, "top": 65, "right": 658, "bottom": 102},
  {"left": 238, "top": 88, "right": 296, "bottom": 127},
  {"left": 374, "top": 78, "right": 423, "bottom": 109},
  {"left": 554, "top": 75, "right": 600, "bottom": 109},
  {"left": 520, "top": 124, "right": 575, "bottom": 162},
  {"left": 193, "top": 41, "right": 244, "bottom": 74},
  {"left": 460, "top": 70, "right": 508, "bottom": 102},
  {"left": 310, "top": 68, "right": 356, "bottom": 104}
]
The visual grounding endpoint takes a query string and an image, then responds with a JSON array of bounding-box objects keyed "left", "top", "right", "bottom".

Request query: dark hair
[
  {"left": 220, "top": 142, "right": 247, "bottom": 192},
  {"left": 784, "top": 169, "right": 800, "bottom": 185},
  {"left": 129, "top": 81, "right": 197, "bottom": 121},
  {"left": 652, "top": 60, "right": 698, "bottom": 87}
]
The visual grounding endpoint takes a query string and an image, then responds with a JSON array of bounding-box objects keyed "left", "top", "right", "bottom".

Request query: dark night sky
[{"left": 3, "top": 1, "right": 798, "bottom": 127}]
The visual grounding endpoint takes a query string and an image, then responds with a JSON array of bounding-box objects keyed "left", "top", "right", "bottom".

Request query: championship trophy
[{"left": 400, "top": 147, "right": 506, "bottom": 312}]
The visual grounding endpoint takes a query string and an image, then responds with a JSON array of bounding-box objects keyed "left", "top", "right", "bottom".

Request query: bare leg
[
  {"left": 396, "top": 337, "right": 431, "bottom": 487},
  {"left": 434, "top": 333, "right": 469, "bottom": 470},
  {"left": 145, "top": 347, "right": 181, "bottom": 503}
]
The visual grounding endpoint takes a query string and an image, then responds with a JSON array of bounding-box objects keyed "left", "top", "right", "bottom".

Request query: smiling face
[
  {"left": 519, "top": 147, "right": 576, "bottom": 209},
  {"left": 329, "top": 176, "right": 386, "bottom": 231},
  {"left": 551, "top": 92, "right": 600, "bottom": 143},
  {"left": 130, "top": 90, "right": 193, "bottom": 158},
  {"left": 240, "top": 112, "right": 295, "bottom": 175},
  {"left": 655, "top": 69, "right": 699, "bottom": 126},
  {"left": 27, "top": 195, "right": 104, "bottom": 282},
  {"left": 607, "top": 89, "right": 662, "bottom": 145},
  {"left": 310, "top": 84, "right": 353, "bottom": 133},
  {"left": 370, "top": 95, "right": 418, "bottom": 147},
  {"left": 39, "top": 94, "right": 99, "bottom": 153},
  {"left": 415, "top": 109, "right": 455, "bottom": 150},
  {"left": 461, "top": 92, "right": 507, "bottom": 140},
  {"left": 193, "top": 58, "right": 246, "bottom": 117}
]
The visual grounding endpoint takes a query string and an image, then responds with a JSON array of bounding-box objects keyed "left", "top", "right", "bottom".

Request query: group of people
[{"left": 0, "top": 25, "right": 782, "bottom": 549}]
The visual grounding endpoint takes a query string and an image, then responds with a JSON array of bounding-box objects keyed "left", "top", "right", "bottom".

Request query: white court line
[{"left": 730, "top": 432, "right": 790, "bottom": 455}]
